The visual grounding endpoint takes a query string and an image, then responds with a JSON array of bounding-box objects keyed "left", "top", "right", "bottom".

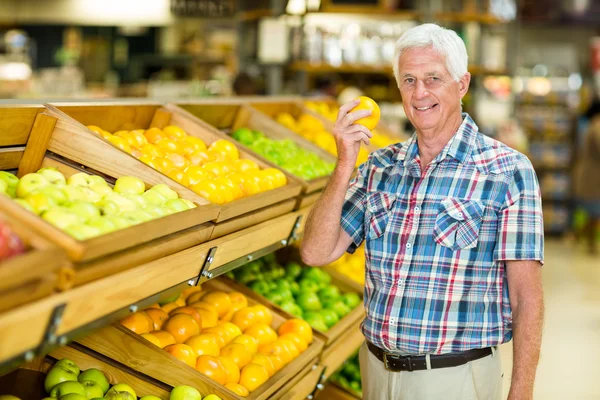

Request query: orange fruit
[
  {"left": 175, "top": 294, "right": 187, "bottom": 307},
  {"left": 202, "top": 161, "right": 232, "bottom": 177},
  {"left": 251, "top": 305, "right": 273, "bottom": 326},
  {"left": 164, "top": 343, "right": 196, "bottom": 367},
  {"left": 170, "top": 306, "right": 203, "bottom": 327},
  {"left": 224, "top": 383, "right": 249, "bottom": 397},
  {"left": 262, "top": 168, "right": 287, "bottom": 188},
  {"left": 144, "top": 128, "right": 165, "bottom": 144},
  {"left": 163, "top": 313, "right": 200, "bottom": 343},
  {"left": 167, "top": 168, "right": 190, "bottom": 187},
  {"left": 185, "top": 333, "right": 220, "bottom": 357},
  {"left": 231, "top": 307, "right": 257, "bottom": 333},
  {"left": 153, "top": 157, "right": 176, "bottom": 174},
  {"left": 187, "top": 149, "right": 213, "bottom": 166},
  {"left": 207, "top": 147, "right": 227, "bottom": 162},
  {"left": 195, "top": 355, "right": 227, "bottom": 385},
  {"left": 100, "top": 131, "right": 113, "bottom": 140},
  {"left": 87, "top": 125, "right": 104, "bottom": 134},
  {"left": 185, "top": 136, "right": 207, "bottom": 152},
  {"left": 278, "top": 333, "right": 307, "bottom": 353},
  {"left": 218, "top": 321, "right": 243, "bottom": 343},
  {"left": 167, "top": 152, "right": 188, "bottom": 169},
  {"left": 202, "top": 291, "right": 232, "bottom": 318},
  {"left": 234, "top": 159, "right": 259, "bottom": 173},
  {"left": 196, "top": 308, "right": 218, "bottom": 329},
  {"left": 118, "top": 131, "right": 148, "bottom": 147},
  {"left": 190, "top": 180, "right": 224, "bottom": 204},
  {"left": 141, "top": 333, "right": 161, "bottom": 347},
  {"left": 113, "top": 130, "right": 129, "bottom": 137},
  {"left": 221, "top": 343, "right": 252, "bottom": 369},
  {"left": 139, "top": 143, "right": 165, "bottom": 158},
  {"left": 156, "top": 138, "right": 183, "bottom": 154},
  {"left": 215, "top": 177, "right": 243, "bottom": 201},
  {"left": 120, "top": 312, "right": 153, "bottom": 334},
  {"left": 218, "top": 356, "right": 241, "bottom": 385},
  {"left": 186, "top": 291, "right": 208, "bottom": 305},
  {"left": 258, "top": 341, "right": 292, "bottom": 365},
  {"left": 239, "top": 363, "right": 269, "bottom": 392},
  {"left": 145, "top": 308, "right": 170, "bottom": 330},
  {"left": 268, "top": 354, "right": 284, "bottom": 373},
  {"left": 107, "top": 136, "right": 132, "bottom": 153},
  {"left": 182, "top": 285, "right": 203, "bottom": 301},
  {"left": 178, "top": 140, "right": 197, "bottom": 156},
  {"left": 250, "top": 353, "right": 275, "bottom": 377},
  {"left": 232, "top": 334, "right": 259, "bottom": 354},
  {"left": 239, "top": 176, "right": 261, "bottom": 197},
  {"left": 278, "top": 319, "right": 313, "bottom": 344},
  {"left": 189, "top": 300, "right": 218, "bottom": 315},
  {"left": 130, "top": 147, "right": 142, "bottom": 158},
  {"left": 202, "top": 326, "right": 228, "bottom": 348},
  {"left": 184, "top": 166, "right": 214, "bottom": 186},
  {"left": 148, "top": 330, "right": 176, "bottom": 348},
  {"left": 147, "top": 303, "right": 161, "bottom": 309},
  {"left": 161, "top": 302, "right": 180, "bottom": 314},
  {"left": 163, "top": 125, "right": 187, "bottom": 140},
  {"left": 209, "top": 139, "right": 239, "bottom": 161},
  {"left": 139, "top": 155, "right": 155, "bottom": 167},
  {"left": 245, "top": 323, "right": 277, "bottom": 347},
  {"left": 351, "top": 96, "right": 381, "bottom": 130},
  {"left": 277, "top": 338, "right": 300, "bottom": 360}
]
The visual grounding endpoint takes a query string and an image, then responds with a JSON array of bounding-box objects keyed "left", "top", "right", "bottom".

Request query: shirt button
[
  {"left": 414, "top": 206, "right": 421, "bottom": 214},
  {"left": 406, "top": 242, "right": 412, "bottom": 249},
  {"left": 390, "top": 318, "right": 397, "bottom": 324},
  {"left": 398, "top": 279, "right": 404, "bottom": 286}
]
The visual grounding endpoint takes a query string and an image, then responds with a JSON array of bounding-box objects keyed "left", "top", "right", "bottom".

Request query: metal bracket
[
  {"left": 286, "top": 215, "right": 303, "bottom": 246},
  {"left": 193, "top": 246, "right": 217, "bottom": 285},
  {"left": 38, "top": 303, "right": 67, "bottom": 355},
  {"left": 307, "top": 365, "right": 327, "bottom": 399}
]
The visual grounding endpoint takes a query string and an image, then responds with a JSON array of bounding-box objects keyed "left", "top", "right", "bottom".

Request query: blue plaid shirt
[{"left": 341, "top": 114, "right": 544, "bottom": 355}]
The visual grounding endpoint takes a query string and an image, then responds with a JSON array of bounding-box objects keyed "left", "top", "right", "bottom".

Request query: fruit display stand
[
  {"left": 167, "top": 101, "right": 336, "bottom": 210},
  {"left": 315, "top": 383, "right": 360, "bottom": 400},
  {"left": 44, "top": 102, "right": 302, "bottom": 228},
  {"left": 74, "top": 278, "right": 325, "bottom": 400}
]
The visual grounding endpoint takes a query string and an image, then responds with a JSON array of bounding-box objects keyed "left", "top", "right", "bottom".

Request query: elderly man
[{"left": 300, "top": 24, "right": 544, "bottom": 400}]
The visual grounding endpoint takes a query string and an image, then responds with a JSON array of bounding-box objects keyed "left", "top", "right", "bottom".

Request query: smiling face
[{"left": 398, "top": 46, "right": 470, "bottom": 135}]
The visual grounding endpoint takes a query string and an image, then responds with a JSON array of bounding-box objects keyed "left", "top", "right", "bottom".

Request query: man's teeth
[{"left": 416, "top": 106, "right": 433, "bottom": 111}]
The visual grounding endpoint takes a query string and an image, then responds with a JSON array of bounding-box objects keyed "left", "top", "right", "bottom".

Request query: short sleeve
[
  {"left": 494, "top": 155, "right": 544, "bottom": 263},
  {"left": 340, "top": 159, "right": 370, "bottom": 254}
]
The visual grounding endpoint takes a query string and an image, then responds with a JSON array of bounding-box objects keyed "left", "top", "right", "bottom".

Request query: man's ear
[{"left": 459, "top": 72, "right": 471, "bottom": 99}]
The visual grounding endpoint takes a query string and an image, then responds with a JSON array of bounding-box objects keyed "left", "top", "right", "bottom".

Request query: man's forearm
[
  {"left": 300, "top": 164, "right": 354, "bottom": 265},
  {"left": 508, "top": 295, "right": 544, "bottom": 399}
]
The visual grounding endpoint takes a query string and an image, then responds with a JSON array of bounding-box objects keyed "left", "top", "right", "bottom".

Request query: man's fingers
[
  {"left": 340, "top": 131, "right": 371, "bottom": 146},
  {"left": 345, "top": 124, "right": 373, "bottom": 138},
  {"left": 336, "top": 99, "right": 361, "bottom": 124},
  {"left": 342, "top": 109, "right": 373, "bottom": 126}
]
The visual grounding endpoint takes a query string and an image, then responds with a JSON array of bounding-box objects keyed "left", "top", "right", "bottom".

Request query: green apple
[
  {"left": 96, "top": 199, "right": 120, "bottom": 216},
  {"left": 67, "top": 172, "right": 95, "bottom": 187},
  {"left": 65, "top": 224, "right": 103, "bottom": 240},
  {"left": 148, "top": 184, "right": 177, "bottom": 200},
  {"left": 121, "top": 209, "right": 153, "bottom": 225},
  {"left": 203, "top": 395, "right": 221, "bottom": 400},
  {"left": 86, "top": 217, "right": 118, "bottom": 234},
  {"left": 169, "top": 386, "right": 201, "bottom": 400},
  {"left": 13, "top": 198, "right": 35, "bottom": 213},
  {"left": 68, "top": 201, "right": 101, "bottom": 222},
  {"left": 49, "top": 381, "right": 86, "bottom": 398},
  {"left": 143, "top": 204, "right": 169, "bottom": 218},
  {"left": 0, "top": 171, "right": 19, "bottom": 189},
  {"left": 90, "top": 183, "right": 113, "bottom": 197},
  {"left": 79, "top": 187, "right": 102, "bottom": 204},
  {"left": 42, "top": 208, "right": 83, "bottom": 230},
  {"left": 164, "top": 198, "right": 190, "bottom": 213},
  {"left": 140, "top": 396, "right": 162, "bottom": 400},
  {"left": 109, "top": 384, "right": 136, "bottom": 399},
  {"left": 0, "top": 396, "right": 22, "bottom": 400},
  {"left": 37, "top": 167, "right": 67, "bottom": 185},
  {"left": 141, "top": 190, "right": 166, "bottom": 206},
  {"left": 104, "top": 391, "right": 134, "bottom": 400},
  {"left": 104, "top": 215, "right": 132, "bottom": 229},
  {"left": 63, "top": 186, "right": 87, "bottom": 203},
  {"left": 122, "top": 193, "right": 148, "bottom": 208},
  {"left": 16, "top": 173, "right": 49, "bottom": 198},
  {"left": 78, "top": 369, "right": 110, "bottom": 395},
  {"left": 80, "top": 381, "right": 104, "bottom": 400},
  {"left": 88, "top": 175, "right": 107, "bottom": 186},
  {"left": 31, "top": 186, "right": 68, "bottom": 205},
  {"left": 114, "top": 176, "right": 146, "bottom": 195},
  {"left": 54, "top": 359, "right": 80, "bottom": 375},
  {"left": 180, "top": 199, "right": 196, "bottom": 209},
  {"left": 25, "top": 192, "right": 58, "bottom": 214},
  {"left": 102, "top": 193, "right": 137, "bottom": 213},
  {"left": 0, "top": 180, "right": 8, "bottom": 195},
  {"left": 59, "top": 395, "right": 88, "bottom": 400}
]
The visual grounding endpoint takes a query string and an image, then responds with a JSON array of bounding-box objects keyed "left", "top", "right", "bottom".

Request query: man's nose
[{"left": 414, "top": 80, "right": 429, "bottom": 99}]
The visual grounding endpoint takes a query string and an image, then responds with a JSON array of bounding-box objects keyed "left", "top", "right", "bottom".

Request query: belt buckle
[
  {"left": 404, "top": 356, "right": 413, "bottom": 372},
  {"left": 383, "top": 353, "right": 391, "bottom": 371}
]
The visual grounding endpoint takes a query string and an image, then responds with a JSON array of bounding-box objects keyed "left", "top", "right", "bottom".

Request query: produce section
[{"left": 0, "top": 97, "right": 365, "bottom": 400}]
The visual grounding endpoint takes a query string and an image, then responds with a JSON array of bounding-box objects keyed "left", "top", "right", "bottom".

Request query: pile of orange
[
  {"left": 87, "top": 125, "right": 287, "bottom": 204},
  {"left": 119, "top": 285, "right": 313, "bottom": 396}
]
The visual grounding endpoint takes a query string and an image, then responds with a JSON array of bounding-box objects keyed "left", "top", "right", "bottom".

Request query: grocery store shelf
[
  {"left": 320, "top": 319, "right": 364, "bottom": 380},
  {"left": 289, "top": 62, "right": 508, "bottom": 76},
  {"left": 434, "top": 12, "right": 508, "bottom": 24},
  {"left": 0, "top": 206, "right": 312, "bottom": 372},
  {"left": 237, "top": 9, "right": 274, "bottom": 21}
]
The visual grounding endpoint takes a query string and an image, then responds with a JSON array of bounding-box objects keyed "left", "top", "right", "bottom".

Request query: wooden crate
[
  {"left": 219, "top": 271, "right": 365, "bottom": 348},
  {"left": 45, "top": 102, "right": 301, "bottom": 223},
  {"left": 315, "top": 383, "right": 361, "bottom": 400},
  {"left": 272, "top": 360, "right": 324, "bottom": 400},
  {"left": 76, "top": 279, "right": 325, "bottom": 400},
  {"left": 169, "top": 102, "right": 336, "bottom": 197}
]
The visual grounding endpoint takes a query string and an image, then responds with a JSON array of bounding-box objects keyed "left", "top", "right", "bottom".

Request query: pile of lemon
[
  {"left": 87, "top": 125, "right": 287, "bottom": 205},
  {"left": 325, "top": 245, "right": 365, "bottom": 286}
]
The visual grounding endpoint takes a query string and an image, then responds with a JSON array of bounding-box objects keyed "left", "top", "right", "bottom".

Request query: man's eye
[{"left": 405, "top": 78, "right": 415, "bottom": 84}]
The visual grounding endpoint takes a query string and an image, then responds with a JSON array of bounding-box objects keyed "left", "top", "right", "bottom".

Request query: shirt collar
[{"left": 394, "top": 113, "right": 478, "bottom": 165}]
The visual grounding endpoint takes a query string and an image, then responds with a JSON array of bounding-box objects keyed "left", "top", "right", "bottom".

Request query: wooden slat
[
  {"left": 17, "top": 113, "right": 57, "bottom": 177},
  {"left": 49, "top": 345, "right": 172, "bottom": 399},
  {"left": 315, "top": 383, "right": 360, "bottom": 400},
  {"left": 0, "top": 105, "right": 44, "bottom": 146},
  {"left": 297, "top": 190, "right": 322, "bottom": 210},
  {"left": 320, "top": 321, "right": 364, "bottom": 380},
  {"left": 149, "top": 108, "right": 172, "bottom": 129},
  {"left": 0, "top": 148, "right": 24, "bottom": 170},
  {"left": 276, "top": 362, "right": 323, "bottom": 400}
]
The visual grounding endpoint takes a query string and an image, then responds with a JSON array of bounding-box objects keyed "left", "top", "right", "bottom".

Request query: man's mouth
[{"left": 414, "top": 104, "right": 438, "bottom": 111}]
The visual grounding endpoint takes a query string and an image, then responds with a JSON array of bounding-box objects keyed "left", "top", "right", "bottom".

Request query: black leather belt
[{"left": 367, "top": 341, "right": 493, "bottom": 372}]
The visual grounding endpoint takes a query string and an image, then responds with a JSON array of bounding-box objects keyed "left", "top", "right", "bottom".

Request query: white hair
[{"left": 392, "top": 23, "right": 469, "bottom": 86}]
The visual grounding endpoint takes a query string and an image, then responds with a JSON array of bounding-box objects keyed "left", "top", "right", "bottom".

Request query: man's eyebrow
[
  {"left": 401, "top": 73, "right": 414, "bottom": 78},
  {"left": 424, "top": 71, "right": 441, "bottom": 77}
]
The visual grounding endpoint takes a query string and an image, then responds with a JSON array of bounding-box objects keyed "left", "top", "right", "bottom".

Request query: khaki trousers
[{"left": 358, "top": 342, "right": 503, "bottom": 400}]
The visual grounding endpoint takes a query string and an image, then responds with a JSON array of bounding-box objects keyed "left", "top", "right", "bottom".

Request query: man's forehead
[{"left": 398, "top": 48, "right": 449, "bottom": 76}]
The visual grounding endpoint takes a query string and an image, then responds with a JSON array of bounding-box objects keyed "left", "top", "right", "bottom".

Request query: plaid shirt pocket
[
  {"left": 433, "top": 197, "right": 484, "bottom": 250},
  {"left": 366, "top": 192, "right": 396, "bottom": 240}
]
